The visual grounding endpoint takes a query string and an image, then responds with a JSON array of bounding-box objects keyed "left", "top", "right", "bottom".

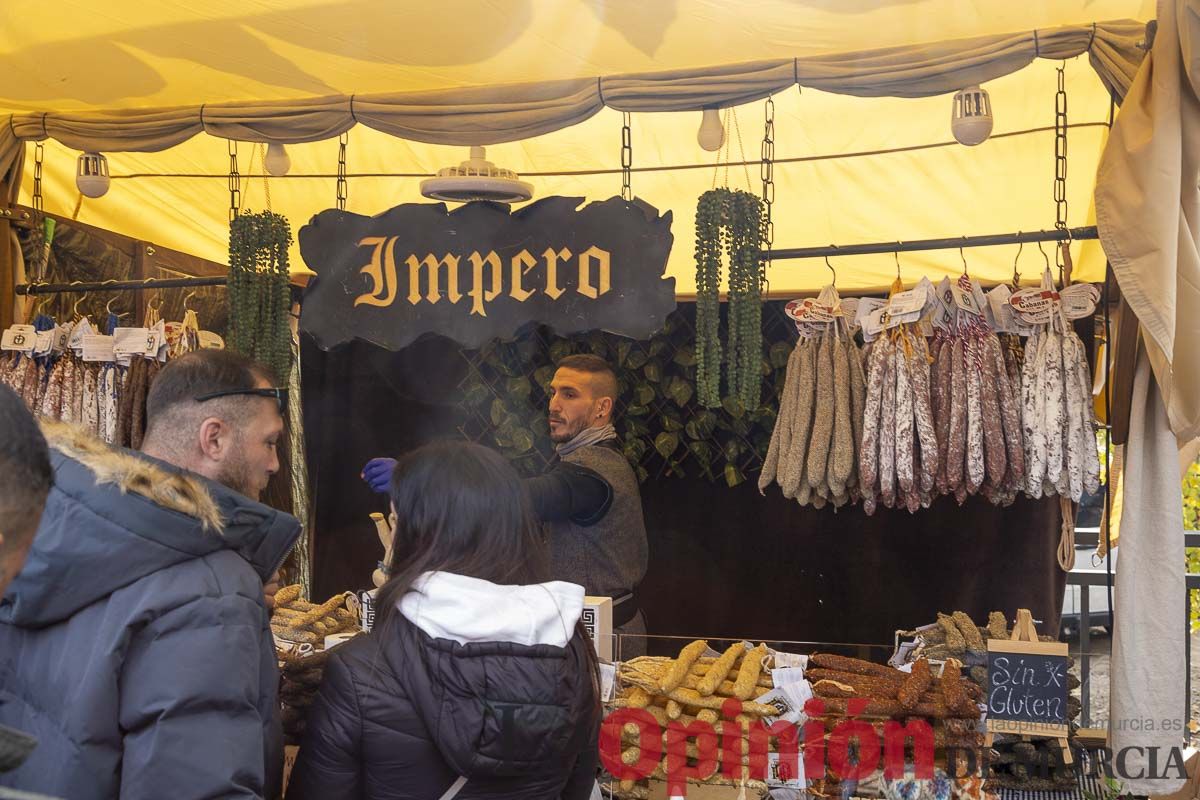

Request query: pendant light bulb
[
  {"left": 697, "top": 108, "right": 725, "bottom": 152},
  {"left": 264, "top": 142, "right": 291, "bottom": 176},
  {"left": 951, "top": 85, "right": 994, "bottom": 146},
  {"left": 75, "top": 152, "right": 110, "bottom": 198}
]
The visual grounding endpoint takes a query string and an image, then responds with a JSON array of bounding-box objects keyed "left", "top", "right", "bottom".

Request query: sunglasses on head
[{"left": 194, "top": 387, "right": 288, "bottom": 412}]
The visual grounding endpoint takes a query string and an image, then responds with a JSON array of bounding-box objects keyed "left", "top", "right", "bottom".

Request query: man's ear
[
  {"left": 197, "top": 417, "right": 228, "bottom": 462},
  {"left": 595, "top": 396, "right": 614, "bottom": 420}
]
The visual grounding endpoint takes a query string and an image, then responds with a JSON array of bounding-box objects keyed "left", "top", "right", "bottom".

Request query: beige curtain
[
  {"left": 0, "top": 19, "right": 1144, "bottom": 171},
  {"left": 1096, "top": 1, "right": 1200, "bottom": 442}
]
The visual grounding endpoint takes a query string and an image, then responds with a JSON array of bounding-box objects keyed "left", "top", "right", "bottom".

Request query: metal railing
[{"left": 1065, "top": 529, "right": 1200, "bottom": 729}]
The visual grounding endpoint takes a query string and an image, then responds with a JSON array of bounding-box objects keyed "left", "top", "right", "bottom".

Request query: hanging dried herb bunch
[
  {"left": 693, "top": 188, "right": 765, "bottom": 409},
  {"left": 228, "top": 210, "right": 293, "bottom": 381}
]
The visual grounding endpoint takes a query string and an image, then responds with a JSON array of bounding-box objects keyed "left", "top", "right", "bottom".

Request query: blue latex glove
[{"left": 361, "top": 458, "right": 397, "bottom": 494}]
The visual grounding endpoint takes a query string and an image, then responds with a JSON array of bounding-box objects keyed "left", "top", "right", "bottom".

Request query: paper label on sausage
[
  {"left": 1060, "top": 283, "right": 1100, "bottom": 319},
  {"left": 785, "top": 298, "right": 837, "bottom": 324},
  {"left": 52, "top": 324, "right": 71, "bottom": 353},
  {"left": 887, "top": 288, "right": 926, "bottom": 316},
  {"left": 1010, "top": 288, "right": 1058, "bottom": 324},
  {"left": 82, "top": 334, "right": 116, "bottom": 362},
  {"left": 951, "top": 277, "right": 984, "bottom": 316},
  {"left": 112, "top": 327, "right": 152, "bottom": 357},
  {"left": 1, "top": 325, "right": 37, "bottom": 352},
  {"left": 69, "top": 318, "right": 94, "bottom": 351},
  {"left": 934, "top": 278, "right": 956, "bottom": 330},
  {"left": 198, "top": 331, "right": 225, "bottom": 350},
  {"left": 33, "top": 330, "right": 54, "bottom": 355}
]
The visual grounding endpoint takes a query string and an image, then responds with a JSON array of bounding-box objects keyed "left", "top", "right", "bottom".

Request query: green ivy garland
[
  {"left": 228, "top": 210, "right": 293, "bottom": 381},
  {"left": 694, "top": 188, "right": 765, "bottom": 410}
]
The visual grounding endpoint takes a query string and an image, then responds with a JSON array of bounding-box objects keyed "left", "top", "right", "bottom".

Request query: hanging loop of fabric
[
  {"left": 620, "top": 112, "right": 632, "bottom": 201},
  {"left": 337, "top": 132, "right": 349, "bottom": 211},
  {"left": 228, "top": 139, "right": 241, "bottom": 222},
  {"left": 760, "top": 95, "right": 775, "bottom": 290},
  {"left": 1054, "top": 62, "right": 1070, "bottom": 281}
]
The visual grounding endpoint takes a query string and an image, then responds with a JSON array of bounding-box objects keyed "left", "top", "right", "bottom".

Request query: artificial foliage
[
  {"left": 694, "top": 188, "right": 766, "bottom": 410},
  {"left": 228, "top": 210, "right": 293, "bottom": 381},
  {"left": 456, "top": 305, "right": 796, "bottom": 488}
]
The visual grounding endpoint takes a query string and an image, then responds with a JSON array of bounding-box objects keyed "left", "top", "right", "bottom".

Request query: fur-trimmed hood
[{"left": 0, "top": 422, "right": 300, "bottom": 628}]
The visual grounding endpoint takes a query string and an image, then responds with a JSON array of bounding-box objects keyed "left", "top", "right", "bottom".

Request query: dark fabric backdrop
[{"left": 301, "top": 316, "right": 1068, "bottom": 649}]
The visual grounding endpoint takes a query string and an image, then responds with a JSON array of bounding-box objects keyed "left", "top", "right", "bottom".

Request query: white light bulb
[
  {"left": 75, "top": 152, "right": 110, "bottom": 198},
  {"left": 697, "top": 108, "right": 725, "bottom": 152},
  {"left": 951, "top": 85, "right": 994, "bottom": 146},
  {"left": 264, "top": 142, "right": 291, "bottom": 176}
]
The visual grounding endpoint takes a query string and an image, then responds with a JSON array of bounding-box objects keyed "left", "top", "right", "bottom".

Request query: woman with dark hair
[{"left": 287, "top": 441, "right": 601, "bottom": 800}]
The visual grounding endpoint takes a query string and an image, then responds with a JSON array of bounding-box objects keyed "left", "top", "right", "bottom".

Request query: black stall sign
[
  {"left": 985, "top": 638, "right": 1070, "bottom": 737},
  {"left": 298, "top": 196, "right": 676, "bottom": 351}
]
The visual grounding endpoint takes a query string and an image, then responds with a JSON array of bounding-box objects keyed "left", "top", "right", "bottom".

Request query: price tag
[
  {"left": 599, "top": 662, "right": 617, "bottom": 703},
  {"left": 840, "top": 297, "right": 859, "bottom": 323},
  {"left": 887, "top": 287, "right": 926, "bottom": 316},
  {"left": 146, "top": 320, "right": 166, "bottom": 358},
  {"left": 1009, "top": 288, "right": 1058, "bottom": 325},
  {"left": 987, "top": 285, "right": 1015, "bottom": 333},
  {"left": 854, "top": 298, "right": 886, "bottom": 337},
  {"left": 82, "top": 334, "right": 116, "bottom": 363},
  {"left": 198, "top": 331, "right": 225, "bottom": 350},
  {"left": 112, "top": 327, "right": 151, "bottom": 357},
  {"left": 69, "top": 318, "right": 94, "bottom": 351},
  {"left": 1060, "top": 283, "right": 1100, "bottom": 320},
  {"left": 33, "top": 330, "right": 54, "bottom": 355},
  {"left": 951, "top": 278, "right": 984, "bottom": 316},
  {"left": 766, "top": 749, "right": 807, "bottom": 790},
  {"left": 785, "top": 298, "right": 837, "bottom": 324},
  {"left": 1, "top": 325, "right": 37, "bottom": 352},
  {"left": 52, "top": 324, "right": 71, "bottom": 353}
]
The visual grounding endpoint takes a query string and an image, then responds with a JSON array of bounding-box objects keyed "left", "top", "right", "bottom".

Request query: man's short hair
[
  {"left": 0, "top": 383, "right": 51, "bottom": 546},
  {"left": 144, "top": 350, "right": 277, "bottom": 438},
  {"left": 555, "top": 354, "right": 619, "bottom": 401}
]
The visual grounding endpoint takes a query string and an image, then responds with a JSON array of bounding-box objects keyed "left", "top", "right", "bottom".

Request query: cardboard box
[{"left": 582, "top": 596, "right": 613, "bottom": 661}]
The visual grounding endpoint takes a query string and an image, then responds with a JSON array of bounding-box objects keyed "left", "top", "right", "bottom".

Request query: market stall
[{"left": 3, "top": 1, "right": 1195, "bottom": 797}]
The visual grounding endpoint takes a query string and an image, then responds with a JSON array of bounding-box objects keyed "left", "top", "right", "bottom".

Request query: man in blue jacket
[{"left": 0, "top": 349, "right": 300, "bottom": 800}]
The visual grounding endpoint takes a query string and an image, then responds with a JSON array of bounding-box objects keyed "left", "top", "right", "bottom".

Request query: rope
[{"left": 1058, "top": 496, "right": 1077, "bottom": 571}]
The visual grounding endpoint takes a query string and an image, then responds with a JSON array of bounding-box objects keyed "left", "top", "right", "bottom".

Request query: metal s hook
[
  {"left": 1013, "top": 235, "right": 1024, "bottom": 285},
  {"left": 894, "top": 247, "right": 902, "bottom": 280},
  {"left": 1037, "top": 239, "right": 1051, "bottom": 272},
  {"left": 70, "top": 281, "right": 88, "bottom": 318},
  {"left": 959, "top": 239, "right": 969, "bottom": 275},
  {"left": 824, "top": 251, "right": 837, "bottom": 286},
  {"left": 183, "top": 291, "right": 197, "bottom": 312}
]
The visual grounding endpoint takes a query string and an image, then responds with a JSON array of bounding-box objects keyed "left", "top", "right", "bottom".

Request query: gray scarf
[{"left": 555, "top": 423, "right": 617, "bottom": 458}]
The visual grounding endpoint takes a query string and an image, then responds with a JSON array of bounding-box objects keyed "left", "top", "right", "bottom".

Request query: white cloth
[
  {"left": 398, "top": 571, "right": 584, "bottom": 648},
  {"left": 1096, "top": 0, "right": 1200, "bottom": 441},
  {"left": 1109, "top": 341, "right": 1187, "bottom": 795}
]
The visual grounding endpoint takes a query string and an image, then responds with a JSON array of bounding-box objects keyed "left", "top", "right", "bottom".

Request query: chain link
[
  {"left": 228, "top": 140, "right": 241, "bottom": 222},
  {"left": 337, "top": 132, "right": 349, "bottom": 211},
  {"left": 620, "top": 112, "right": 632, "bottom": 201},
  {"left": 1054, "top": 63, "right": 1069, "bottom": 272},
  {"left": 32, "top": 141, "right": 44, "bottom": 213},
  {"left": 760, "top": 96, "right": 775, "bottom": 282}
]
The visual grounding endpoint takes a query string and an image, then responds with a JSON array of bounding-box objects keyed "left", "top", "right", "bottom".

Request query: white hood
[{"left": 398, "top": 571, "right": 585, "bottom": 648}]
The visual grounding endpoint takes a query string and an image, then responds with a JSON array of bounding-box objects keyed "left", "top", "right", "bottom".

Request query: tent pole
[
  {"left": 15, "top": 276, "right": 227, "bottom": 295},
  {"left": 765, "top": 226, "right": 1098, "bottom": 261}
]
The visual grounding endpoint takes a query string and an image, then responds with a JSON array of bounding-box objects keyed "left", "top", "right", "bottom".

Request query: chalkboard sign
[{"left": 985, "top": 638, "right": 1070, "bottom": 737}]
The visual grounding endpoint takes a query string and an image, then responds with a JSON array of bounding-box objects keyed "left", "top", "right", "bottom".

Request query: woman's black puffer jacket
[{"left": 286, "top": 605, "right": 600, "bottom": 799}]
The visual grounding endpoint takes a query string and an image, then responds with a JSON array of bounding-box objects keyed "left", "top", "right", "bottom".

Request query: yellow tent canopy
[{"left": 2, "top": 1, "right": 1153, "bottom": 297}]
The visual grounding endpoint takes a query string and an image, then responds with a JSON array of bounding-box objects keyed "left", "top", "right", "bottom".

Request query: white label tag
[
  {"left": 599, "top": 663, "right": 617, "bottom": 703},
  {"left": 887, "top": 288, "right": 926, "bottom": 316},
  {"left": 69, "top": 318, "right": 94, "bottom": 351},
  {"left": 987, "top": 285, "right": 1015, "bottom": 334},
  {"left": 1060, "top": 283, "right": 1100, "bottom": 320},
  {"left": 1010, "top": 288, "right": 1058, "bottom": 324},
  {"left": 766, "top": 749, "right": 806, "bottom": 790},
  {"left": 840, "top": 297, "right": 859, "bottom": 323},
  {"left": 951, "top": 279, "right": 984, "bottom": 316},
  {"left": 864, "top": 307, "right": 889, "bottom": 338},
  {"left": 785, "top": 298, "right": 837, "bottom": 325},
  {"left": 147, "top": 320, "right": 166, "bottom": 358},
  {"left": 771, "top": 667, "right": 809, "bottom": 686},
  {"left": 1, "top": 325, "right": 37, "bottom": 352},
  {"left": 198, "top": 331, "right": 225, "bottom": 350},
  {"left": 82, "top": 334, "right": 116, "bottom": 362},
  {"left": 33, "top": 330, "right": 54, "bottom": 355},
  {"left": 855, "top": 298, "right": 886, "bottom": 340},
  {"left": 772, "top": 651, "right": 809, "bottom": 670},
  {"left": 52, "top": 324, "right": 71, "bottom": 353},
  {"left": 112, "top": 327, "right": 151, "bottom": 357}
]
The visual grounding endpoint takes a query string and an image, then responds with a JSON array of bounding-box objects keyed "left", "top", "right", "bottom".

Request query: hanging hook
[
  {"left": 1037, "top": 239, "right": 1051, "bottom": 272},
  {"left": 1013, "top": 235, "right": 1024, "bottom": 285},
  {"left": 894, "top": 247, "right": 902, "bottom": 280},
  {"left": 70, "top": 282, "right": 88, "bottom": 318},
  {"left": 824, "top": 254, "right": 837, "bottom": 287},
  {"left": 183, "top": 291, "right": 197, "bottom": 312},
  {"left": 959, "top": 239, "right": 969, "bottom": 275},
  {"left": 105, "top": 296, "right": 128, "bottom": 319}
]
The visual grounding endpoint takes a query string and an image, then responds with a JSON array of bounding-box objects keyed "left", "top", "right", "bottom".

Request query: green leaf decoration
[{"left": 654, "top": 432, "right": 680, "bottom": 459}]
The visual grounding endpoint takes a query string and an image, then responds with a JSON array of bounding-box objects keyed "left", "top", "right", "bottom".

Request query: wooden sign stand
[{"left": 985, "top": 609, "right": 1073, "bottom": 766}]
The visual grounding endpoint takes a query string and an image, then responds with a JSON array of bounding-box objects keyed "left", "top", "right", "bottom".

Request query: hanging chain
[
  {"left": 259, "top": 143, "right": 273, "bottom": 212},
  {"left": 337, "top": 132, "right": 349, "bottom": 211},
  {"left": 1053, "top": 63, "right": 1069, "bottom": 275},
  {"left": 760, "top": 96, "right": 775, "bottom": 283},
  {"left": 31, "top": 141, "right": 44, "bottom": 213},
  {"left": 228, "top": 140, "right": 242, "bottom": 222},
  {"left": 620, "top": 112, "right": 632, "bottom": 201}
]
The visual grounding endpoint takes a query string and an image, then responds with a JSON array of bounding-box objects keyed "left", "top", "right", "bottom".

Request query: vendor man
[{"left": 362, "top": 354, "right": 648, "bottom": 641}]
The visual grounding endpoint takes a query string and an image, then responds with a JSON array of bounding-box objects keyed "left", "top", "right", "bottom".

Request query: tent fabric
[
  {"left": 1, "top": 7, "right": 1152, "bottom": 297},
  {"left": 0, "top": 22, "right": 1143, "bottom": 152},
  {"left": 1096, "top": 0, "right": 1200, "bottom": 441}
]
